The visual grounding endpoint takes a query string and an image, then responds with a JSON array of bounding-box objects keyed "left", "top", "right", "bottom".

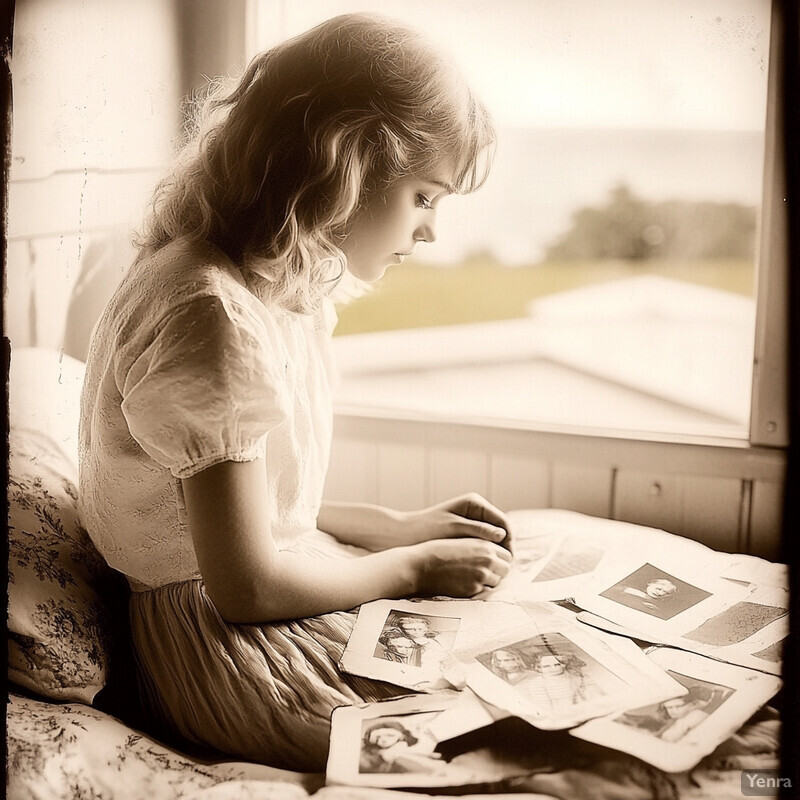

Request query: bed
[{"left": 6, "top": 345, "right": 784, "bottom": 799}]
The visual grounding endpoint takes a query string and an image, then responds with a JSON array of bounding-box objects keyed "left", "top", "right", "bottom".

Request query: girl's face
[
  {"left": 537, "top": 655, "right": 566, "bottom": 676},
  {"left": 388, "top": 636, "right": 416, "bottom": 657},
  {"left": 370, "top": 727, "right": 405, "bottom": 749},
  {"left": 646, "top": 579, "right": 677, "bottom": 598},
  {"left": 398, "top": 619, "right": 430, "bottom": 639},
  {"left": 662, "top": 698, "right": 692, "bottom": 719},
  {"left": 341, "top": 165, "right": 454, "bottom": 282},
  {"left": 493, "top": 650, "right": 524, "bottom": 672}
]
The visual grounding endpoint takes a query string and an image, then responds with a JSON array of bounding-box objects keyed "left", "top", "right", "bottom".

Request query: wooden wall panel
[
  {"left": 614, "top": 471, "right": 682, "bottom": 533},
  {"left": 676, "top": 475, "right": 743, "bottom": 553},
  {"left": 614, "top": 471, "right": 743, "bottom": 552},
  {"left": 748, "top": 480, "right": 785, "bottom": 560},
  {"left": 326, "top": 414, "right": 786, "bottom": 555},
  {"left": 324, "top": 438, "right": 378, "bottom": 504},
  {"left": 429, "top": 447, "right": 489, "bottom": 504},
  {"left": 551, "top": 464, "right": 613, "bottom": 517},
  {"left": 377, "top": 443, "right": 428, "bottom": 510},
  {"left": 489, "top": 454, "right": 551, "bottom": 511}
]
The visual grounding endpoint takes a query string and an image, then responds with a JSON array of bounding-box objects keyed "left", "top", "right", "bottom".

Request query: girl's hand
[
  {"left": 317, "top": 494, "right": 512, "bottom": 553},
  {"left": 402, "top": 493, "right": 513, "bottom": 552},
  {"left": 405, "top": 537, "right": 513, "bottom": 598}
]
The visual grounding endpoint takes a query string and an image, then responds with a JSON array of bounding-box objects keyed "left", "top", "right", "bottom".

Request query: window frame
[
  {"left": 246, "top": 0, "right": 788, "bottom": 454},
  {"left": 750, "top": 0, "right": 789, "bottom": 449}
]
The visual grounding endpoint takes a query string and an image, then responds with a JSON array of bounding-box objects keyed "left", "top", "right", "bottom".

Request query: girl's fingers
[
  {"left": 444, "top": 494, "right": 514, "bottom": 552},
  {"left": 456, "top": 519, "right": 508, "bottom": 543},
  {"left": 465, "top": 494, "right": 511, "bottom": 528},
  {"left": 445, "top": 516, "right": 512, "bottom": 550},
  {"left": 482, "top": 555, "right": 511, "bottom": 588}
]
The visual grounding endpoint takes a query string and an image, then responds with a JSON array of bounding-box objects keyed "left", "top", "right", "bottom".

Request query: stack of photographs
[
  {"left": 339, "top": 598, "right": 535, "bottom": 692},
  {"left": 328, "top": 515, "right": 784, "bottom": 787},
  {"left": 573, "top": 557, "right": 787, "bottom": 676}
]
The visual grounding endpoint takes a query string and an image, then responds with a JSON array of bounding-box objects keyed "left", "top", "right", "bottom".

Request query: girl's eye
[{"left": 416, "top": 193, "right": 433, "bottom": 210}]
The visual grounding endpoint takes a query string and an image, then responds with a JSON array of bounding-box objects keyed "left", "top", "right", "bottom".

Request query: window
[{"left": 250, "top": 0, "right": 783, "bottom": 443}]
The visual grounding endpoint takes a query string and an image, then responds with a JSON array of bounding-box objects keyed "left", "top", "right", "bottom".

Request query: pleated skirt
[{"left": 128, "top": 534, "right": 403, "bottom": 772}]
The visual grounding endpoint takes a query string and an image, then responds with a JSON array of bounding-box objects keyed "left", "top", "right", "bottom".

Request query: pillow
[{"left": 7, "top": 427, "right": 119, "bottom": 703}]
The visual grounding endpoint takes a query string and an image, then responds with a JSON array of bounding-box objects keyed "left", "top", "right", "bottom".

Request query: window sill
[
  {"left": 332, "top": 403, "right": 787, "bottom": 483},
  {"left": 331, "top": 279, "right": 757, "bottom": 445}
]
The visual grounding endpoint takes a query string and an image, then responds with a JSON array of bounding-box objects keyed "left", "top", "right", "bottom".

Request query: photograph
[
  {"left": 456, "top": 620, "right": 687, "bottom": 729},
  {"left": 358, "top": 713, "right": 444, "bottom": 775},
  {"left": 683, "top": 600, "right": 787, "bottom": 647},
  {"left": 571, "top": 648, "right": 782, "bottom": 773},
  {"left": 486, "top": 527, "right": 613, "bottom": 603},
  {"left": 476, "top": 632, "right": 619, "bottom": 712},
  {"left": 326, "top": 693, "right": 529, "bottom": 788},
  {"left": 615, "top": 672, "right": 734, "bottom": 743},
  {"left": 373, "top": 611, "right": 459, "bottom": 671},
  {"left": 599, "top": 564, "right": 710, "bottom": 620},
  {"left": 574, "top": 554, "right": 754, "bottom": 643},
  {"left": 577, "top": 578, "right": 788, "bottom": 676},
  {"left": 530, "top": 537, "right": 606, "bottom": 585},
  {"left": 752, "top": 639, "right": 785, "bottom": 664}
]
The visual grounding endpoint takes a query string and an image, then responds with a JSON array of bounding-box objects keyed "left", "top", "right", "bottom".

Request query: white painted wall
[{"left": 7, "top": 0, "right": 182, "bottom": 350}]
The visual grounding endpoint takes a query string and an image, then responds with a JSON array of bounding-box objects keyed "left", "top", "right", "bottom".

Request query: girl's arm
[
  {"left": 182, "top": 459, "right": 512, "bottom": 624},
  {"left": 317, "top": 495, "right": 513, "bottom": 552}
]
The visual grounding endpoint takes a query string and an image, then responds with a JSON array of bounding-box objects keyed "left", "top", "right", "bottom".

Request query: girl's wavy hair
[{"left": 136, "top": 13, "right": 496, "bottom": 312}]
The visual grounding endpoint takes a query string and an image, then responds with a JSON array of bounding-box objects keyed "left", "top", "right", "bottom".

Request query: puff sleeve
[{"left": 119, "top": 294, "right": 288, "bottom": 478}]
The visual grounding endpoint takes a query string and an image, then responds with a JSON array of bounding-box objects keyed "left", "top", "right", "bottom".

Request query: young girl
[{"left": 78, "top": 12, "right": 511, "bottom": 772}]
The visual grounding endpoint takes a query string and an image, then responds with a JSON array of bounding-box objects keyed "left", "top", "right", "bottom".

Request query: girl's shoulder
[
  {"left": 97, "top": 238, "right": 275, "bottom": 362},
  {"left": 135, "top": 238, "right": 252, "bottom": 310}
]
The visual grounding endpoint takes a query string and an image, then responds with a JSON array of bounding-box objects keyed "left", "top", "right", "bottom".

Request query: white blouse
[{"left": 78, "top": 239, "right": 337, "bottom": 590}]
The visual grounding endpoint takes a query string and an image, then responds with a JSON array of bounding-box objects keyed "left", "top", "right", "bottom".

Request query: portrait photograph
[
  {"left": 599, "top": 563, "right": 711, "bottom": 620},
  {"left": 574, "top": 554, "right": 752, "bottom": 640},
  {"left": 326, "top": 693, "right": 529, "bottom": 788},
  {"left": 455, "top": 619, "right": 686, "bottom": 730},
  {"left": 358, "top": 712, "right": 444, "bottom": 775},
  {"left": 571, "top": 648, "right": 782, "bottom": 773},
  {"left": 614, "top": 672, "right": 734, "bottom": 742},
  {"left": 373, "top": 610, "right": 460, "bottom": 672},
  {"left": 474, "top": 631, "right": 625, "bottom": 714}
]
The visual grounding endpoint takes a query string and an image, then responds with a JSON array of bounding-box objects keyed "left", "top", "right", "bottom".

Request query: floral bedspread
[
  {"left": 6, "top": 693, "right": 318, "bottom": 800},
  {"left": 7, "top": 691, "right": 781, "bottom": 800}
]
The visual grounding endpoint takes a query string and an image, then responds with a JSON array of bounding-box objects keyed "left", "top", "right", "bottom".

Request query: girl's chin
[{"left": 347, "top": 264, "right": 389, "bottom": 283}]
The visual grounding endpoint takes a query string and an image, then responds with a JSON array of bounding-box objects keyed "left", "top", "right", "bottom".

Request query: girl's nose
[{"left": 414, "top": 216, "right": 437, "bottom": 244}]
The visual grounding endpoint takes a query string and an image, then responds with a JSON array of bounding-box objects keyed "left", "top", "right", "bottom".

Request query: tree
[{"left": 544, "top": 184, "right": 756, "bottom": 262}]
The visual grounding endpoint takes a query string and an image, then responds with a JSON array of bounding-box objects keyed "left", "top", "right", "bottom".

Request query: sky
[{"left": 252, "top": 0, "right": 771, "bottom": 132}]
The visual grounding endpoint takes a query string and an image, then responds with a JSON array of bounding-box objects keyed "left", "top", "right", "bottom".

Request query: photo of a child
[
  {"left": 358, "top": 715, "right": 444, "bottom": 775},
  {"left": 600, "top": 564, "right": 711, "bottom": 620}
]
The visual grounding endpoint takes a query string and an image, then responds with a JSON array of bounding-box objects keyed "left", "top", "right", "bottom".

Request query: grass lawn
[{"left": 333, "top": 258, "right": 755, "bottom": 336}]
